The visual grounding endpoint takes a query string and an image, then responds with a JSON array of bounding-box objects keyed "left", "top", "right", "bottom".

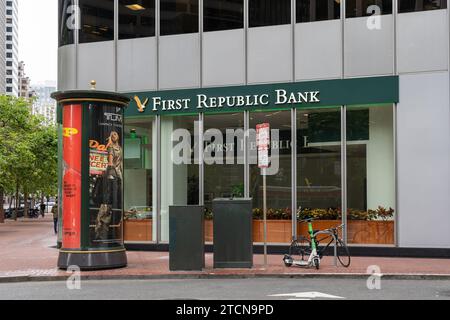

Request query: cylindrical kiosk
[{"left": 52, "top": 83, "right": 130, "bottom": 270}]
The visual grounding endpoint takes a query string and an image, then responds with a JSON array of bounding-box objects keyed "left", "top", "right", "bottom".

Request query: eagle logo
[{"left": 134, "top": 96, "right": 149, "bottom": 113}]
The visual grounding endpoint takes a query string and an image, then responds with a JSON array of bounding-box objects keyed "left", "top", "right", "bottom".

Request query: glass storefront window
[
  {"left": 346, "top": 0, "right": 392, "bottom": 18},
  {"left": 119, "top": 0, "right": 155, "bottom": 40},
  {"left": 124, "top": 118, "right": 156, "bottom": 242},
  {"left": 296, "top": 0, "right": 341, "bottom": 23},
  {"left": 203, "top": 113, "right": 245, "bottom": 242},
  {"left": 296, "top": 108, "right": 342, "bottom": 241},
  {"left": 398, "top": 0, "right": 447, "bottom": 13},
  {"left": 250, "top": 110, "right": 292, "bottom": 244},
  {"left": 79, "top": 0, "right": 114, "bottom": 43},
  {"left": 346, "top": 105, "right": 395, "bottom": 245},
  {"left": 204, "top": 0, "right": 244, "bottom": 32},
  {"left": 58, "top": 0, "right": 75, "bottom": 46},
  {"left": 161, "top": 115, "right": 200, "bottom": 242},
  {"left": 160, "top": 0, "right": 199, "bottom": 36},
  {"left": 249, "top": 0, "right": 291, "bottom": 28}
]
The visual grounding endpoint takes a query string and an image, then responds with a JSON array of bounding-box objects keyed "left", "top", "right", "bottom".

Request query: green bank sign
[{"left": 125, "top": 76, "right": 399, "bottom": 117}]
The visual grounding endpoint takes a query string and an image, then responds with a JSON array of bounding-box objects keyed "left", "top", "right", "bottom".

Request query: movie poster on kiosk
[{"left": 88, "top": 104, "right": 124, "bottom": 248}]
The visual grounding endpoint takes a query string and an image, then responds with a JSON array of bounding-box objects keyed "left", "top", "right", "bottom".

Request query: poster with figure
[{"left": 88, "top": 104, "right": 124, "bottom": 248}]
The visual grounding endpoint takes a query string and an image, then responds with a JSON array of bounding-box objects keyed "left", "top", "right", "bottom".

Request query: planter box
[
  {"left": 204, "top": 219, "right": 394, "bottom": 245},
  {"left": 253, "top": 220, "right": 293, "bottom": 243},
  {"left": 124, "top": 219, "right": 152, "bottom": 242},
  {"left": 347, "top": 220, "right": 394, "bottom": 245}
]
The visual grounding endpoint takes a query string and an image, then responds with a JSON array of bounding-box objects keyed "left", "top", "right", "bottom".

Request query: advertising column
[{"left": 52, "top": 89, "right": 130, "bottom": 270}]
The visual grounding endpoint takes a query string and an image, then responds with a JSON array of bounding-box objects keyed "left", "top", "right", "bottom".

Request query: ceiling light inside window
[{"left": 126, "top": 4, "right": 145, "bottom": 11}]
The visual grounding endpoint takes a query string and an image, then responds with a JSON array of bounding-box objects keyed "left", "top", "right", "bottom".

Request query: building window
[
  {"left": 124, "top": 119, "right": 156, "bottom": 242},
  {"left": 6, "top": 53, "right": 12, "bottom": 58},
  {"left": 6, "top": 27, "right": 12, "bottom": 32},
  {"left": 398, "top": 0, "right": 447, "bottom": 13},
  {"left": 6, "top": 61, "right": 12, "bottom": 66},
  {"left": 204, "top": 113, "right": 244, "bottom": 242},
  {"left": 79, "top": 0, "right": 114, "bottom": 43},
  {"left": 119, "top": 0, "right": 155, "bottom": 40},
  {"left": 6, "top": 70, "right": 12, "bottom": 75},
  {"left": 346, "top": 0, "right": 392, "bottom": 18},
  {"left": 6, "top": 35, "right": 12, "bottom": 41},
  {"left": 296, "top": 108, "right": 342, "bottom": 240},
  {"left": 6, "top": 44, "right": 12, "bottom": 49},
  {"left": 6, "top": 87, "right": 12, "bottom": 92},
  {"left": 346, "top": 105, "right": 395, "bottom": 245},
  {"left": 203, "top": 0, "right": 243, "bottom": 32},
  {"left": 249, "top": 0, "right": 291, "bottom": 27},
  {"left": 160, "top": 0, "right": 199, "bottom": 36},
  {"left": 250, "top": 110, "right": 292, "bottom": 243},
  {"left": 6, "top": 78, "right": 12, "bottom": 84},
  {"left": 58, "top": 0, "right": 75, "bottom": 46},
  {"left": 297, "top": 0, "right": 340, "bottom": 23},
  {"left": 6, "top": 1, "right": 12, "bottom": 7}
]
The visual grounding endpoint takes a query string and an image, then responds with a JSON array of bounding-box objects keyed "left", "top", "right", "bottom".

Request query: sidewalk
[{"left": 1, "top": 217, "right": 450, "bottom": 283}]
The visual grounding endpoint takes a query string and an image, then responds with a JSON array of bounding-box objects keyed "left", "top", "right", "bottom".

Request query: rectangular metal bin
[
  {"left": 213, "top": 198, "right": 253, "bottom": 268},
  {"left": 169, "top": 205, "right": 205, "bottom": 271}
]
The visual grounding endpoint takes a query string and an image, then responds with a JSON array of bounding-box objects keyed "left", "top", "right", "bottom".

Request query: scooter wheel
[
  {"left": 313, "top": 257, "right": 320, "bottom": 270},
  {"left": 283, "top": 255, "right": 293, "bottom": 267}
]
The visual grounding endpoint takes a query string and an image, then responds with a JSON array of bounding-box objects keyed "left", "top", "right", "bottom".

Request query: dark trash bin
[
  {"left": 169, "top": 205, "right": 205, "bottom": 271},
  {"left": 213, "top": 198, "right": 253, "bottom": 268}
]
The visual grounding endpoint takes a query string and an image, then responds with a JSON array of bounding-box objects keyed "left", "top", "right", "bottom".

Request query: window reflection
[
  {"left": 346, "top": 0, "right": 392, "bottom": 18},
  {"left": 79, "top": 0, "right": 114, "bottom": 43},
  {"left": 249, "top": 0, "right": 291, "bottom": 28},
  {"left": 58, "top": 0, "right": 75, "bottom": 46},
  {"left": 160, "top": 0, "right": 199, "bottom": 36},
  {"left": 297, "top": 0, "right": 340, "bottom": 23},
  {"left": 119, "top": 0, "right": 155, "bottom": 39},
  {"left": 398, "top": 0, "right": 447, "bottom": 13},
  {"left": 204, "top": 0, "right": 243, "bottom": 32}
]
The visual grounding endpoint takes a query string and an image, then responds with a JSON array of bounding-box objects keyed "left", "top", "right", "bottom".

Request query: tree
[{"left": 0, "top": 95, "right": 58, "bottom": 221}]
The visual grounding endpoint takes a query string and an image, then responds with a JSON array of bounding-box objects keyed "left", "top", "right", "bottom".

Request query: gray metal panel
[
  {"left": 77, "top": 41, "right": 115, "bottom": 90},
  {"left": 117, "top": 38, "right": 157, "bottom": 92},
  {"left": 213, "top": 198, "right": 253, "bottom": 268},
  {"left": 397, "top": 72, "right": 450, "bottom": 248},
  {"left": 159, "top": 33, "right": 200, "bottom": 89},
  {"left": 247, "top": 25, "right": 292, "bottom": 84},
  {"left": 202, "top": 29, "right": 245, "bottom": 87},
  {"left": 58, "top": 45, "right": 77, "bottom": 91},
  {"left": 397, "top": 10, "right": 448, "bottom": 74},
  {"left": 344, "top": 15, "right": 394, "bottom": 77},
  {"left": 169, "top": 206, "right": 204, "bottom": 271},
  {"left": 295, "top": 20, "right": 342, "bottom": 81}
]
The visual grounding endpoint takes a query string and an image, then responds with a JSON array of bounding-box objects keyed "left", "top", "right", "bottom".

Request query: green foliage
[{"left": 0, "top": 95, "right": 58, "bottom": 201}]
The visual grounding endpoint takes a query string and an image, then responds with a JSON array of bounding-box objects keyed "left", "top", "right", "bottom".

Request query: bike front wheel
[{"left": 337, "top": 239, "right": 351, "bottom": 267}]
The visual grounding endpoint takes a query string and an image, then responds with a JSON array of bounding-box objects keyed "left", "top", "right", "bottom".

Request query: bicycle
[{"left": 283, "top": 219, "right": 351, "bottom": 269}]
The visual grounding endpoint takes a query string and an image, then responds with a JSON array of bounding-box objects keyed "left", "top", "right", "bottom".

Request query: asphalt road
[{"left": 0, "top": 278, "right": 449, "bottom": 300}]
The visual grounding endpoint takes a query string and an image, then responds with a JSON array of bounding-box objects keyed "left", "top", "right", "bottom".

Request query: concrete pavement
[
  {"left": 1, "top": 278, "right": 450, "bottom": 300},
  {"left": 1, "top": 217, "right": 450, "bottom": 283}
]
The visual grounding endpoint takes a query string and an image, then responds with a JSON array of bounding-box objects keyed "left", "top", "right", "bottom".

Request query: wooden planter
[
  {"left": 124, "top": 219, "right": 153, "bottom": 242},
  {"left": 204, "top": 219, "right": 394, "bottom": 244},
  {"left": 347, "top": 220, "right": 394, "bottom": 245}
]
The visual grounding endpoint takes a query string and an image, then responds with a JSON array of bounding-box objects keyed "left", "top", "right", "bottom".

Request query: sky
[{"left": 18, "top": 0, "right": 58, "bottom": 86}]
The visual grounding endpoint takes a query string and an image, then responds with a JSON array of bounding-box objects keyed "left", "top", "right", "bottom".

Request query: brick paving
[{"left": 1, "top": 217, "right": 450, "bottom": 281}]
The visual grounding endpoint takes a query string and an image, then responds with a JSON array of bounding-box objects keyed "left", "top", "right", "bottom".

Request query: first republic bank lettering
[{"left": 148, "top": 89, "right": 320, "bottom": 113}]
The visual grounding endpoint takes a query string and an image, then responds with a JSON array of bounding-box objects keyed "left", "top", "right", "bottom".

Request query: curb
[{"left": 2, "top": 273, "right": 450, "bottom": 283}]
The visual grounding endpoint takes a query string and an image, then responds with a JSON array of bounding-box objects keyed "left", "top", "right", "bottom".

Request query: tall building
[
  {"left": 0, "top": 0, "right": 6, "bottom": 93},
  {"left": 31, "top": 81, "right": 57, "bottom": 124},
  {"left": 57, "top": 1, "right": 450, "bottom": 251},
  {"left": 17, "top": 61, "right": 33, "bottom": 98},
  {"left": 5, "top": 0, "right": 18, "bottom": 96}
]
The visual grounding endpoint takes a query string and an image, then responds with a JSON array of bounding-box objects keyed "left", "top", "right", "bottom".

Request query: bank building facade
[{"left": 56, "top": 0, "right": 450, "bottom": 254}]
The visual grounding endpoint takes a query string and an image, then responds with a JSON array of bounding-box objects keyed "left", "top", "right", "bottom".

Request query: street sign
[
  {"left": 256, "top": 123, "right": 270, "bottom": 268},
  {"left": 256, "top": 123, "right": 270, "bottom": 168}
]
